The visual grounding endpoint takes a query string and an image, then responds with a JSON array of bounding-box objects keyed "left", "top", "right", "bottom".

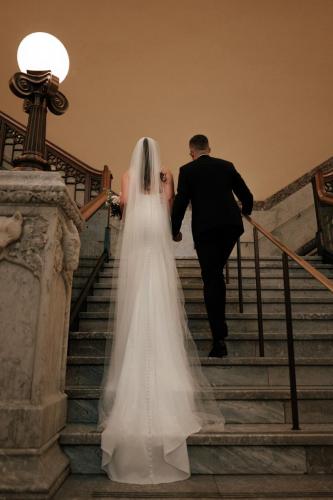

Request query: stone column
[{"left": 0, "top": 171, "right": 83, "bottom": 499}]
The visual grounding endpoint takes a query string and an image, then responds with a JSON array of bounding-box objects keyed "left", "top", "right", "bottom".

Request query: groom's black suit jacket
[{"left": 171, "top": 155, "right": 253, "bottom": 241}]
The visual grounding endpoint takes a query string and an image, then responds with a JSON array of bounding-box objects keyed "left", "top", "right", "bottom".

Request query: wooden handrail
[
  {"left": 80, "top": 166, "right": 114, "bottom": 221},
  {"left": 244, "top": 215, "right": 333, "bottom": 293},
  {"left": 102, "top": 164, "right": 113, "bottom": 190},
  {"left": 80, "top": 190, "right": 109, "bottom": 221}
]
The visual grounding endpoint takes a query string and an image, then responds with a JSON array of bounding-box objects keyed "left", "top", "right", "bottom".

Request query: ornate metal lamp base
[{"left": 9, "top": 70, "right": 68, "bottom": 171}]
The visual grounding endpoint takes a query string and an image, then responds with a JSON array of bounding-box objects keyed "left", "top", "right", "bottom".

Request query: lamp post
[{"left": 9, "top": 32, "right": 70, "bottom": 170}]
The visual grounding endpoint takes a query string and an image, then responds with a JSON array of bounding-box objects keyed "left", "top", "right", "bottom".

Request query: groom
[{"left": 171, "top": 135, "right": 253, "bottom": 357}]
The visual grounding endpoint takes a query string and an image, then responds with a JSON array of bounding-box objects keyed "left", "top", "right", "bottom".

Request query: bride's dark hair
[
  {"left": 143, "top": 138, "right": 150, "bottom": 191},
  {"left": 143, "top": 137, "right": 166, "bottom": 191}
]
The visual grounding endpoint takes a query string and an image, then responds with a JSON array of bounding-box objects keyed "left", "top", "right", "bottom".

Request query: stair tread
[
  {"left": 69, "top": 331, "right": 333, "bottom": 340},
  {"left": 88, "top": 257, "right": 326, "bottom": 263},
  {"left": 100, "top": 261, "right": 332, "bottom": 268},
  {"left": 91, "top": 282, "right": 332, "bottom": 290},
  {"left": 66, "top": 355, "right": 333, "bottom": 366},
  {"left": 86, "top": 295, "right": 333, "bottom": 304},
  {"left": 65, "top": 385, "right": 333, "bottom": 400},
  {"left": 94, "top": 269, "right": 333, "bottom": 275},
  {"left": 60, "top": 422, "right": 333, "bottom": 446},
  {"left": 53, "top": 472, "right": 333, "bottom": 500},
  {"left": 79, "top": 311, "right": 333, "bottom": 319},
  {"left": 80, "top": 256, "right": 324, "bottom": 261},
  {"left": 95, "top": 272, "right": 333, "bottom": 278}
]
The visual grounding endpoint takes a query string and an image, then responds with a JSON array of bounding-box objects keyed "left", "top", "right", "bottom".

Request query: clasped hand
[{"left": 173, "top": 232, "right": 182, "bottom": 242}]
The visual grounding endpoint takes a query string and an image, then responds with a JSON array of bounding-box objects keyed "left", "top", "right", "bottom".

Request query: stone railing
[
  {"left": 0, "top": 110, "right": 111, "bottom": 207},
  {"left": 0, "top": 170, "right": 83, "bottom": 497}
]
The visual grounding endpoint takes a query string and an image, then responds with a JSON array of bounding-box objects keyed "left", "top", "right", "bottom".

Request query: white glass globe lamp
[{"left": 17, "top": 32, "right": 69, "bottom": 83}]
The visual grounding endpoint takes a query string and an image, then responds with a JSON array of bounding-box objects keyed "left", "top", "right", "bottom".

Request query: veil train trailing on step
[{"left": 98, "top": 137, "right": 224, "bottom": 484}]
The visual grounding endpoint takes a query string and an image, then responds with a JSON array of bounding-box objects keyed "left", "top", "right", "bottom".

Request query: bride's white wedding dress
[{"left": 99, "top": 138, "right": 224, "bottom": 484}]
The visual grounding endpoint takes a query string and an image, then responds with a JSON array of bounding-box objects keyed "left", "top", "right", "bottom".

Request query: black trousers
[{"left": 195, "top": 225, "right": 242, "bottom": 343}]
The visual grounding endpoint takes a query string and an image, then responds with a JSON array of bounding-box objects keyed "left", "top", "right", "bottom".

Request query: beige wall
[{"left": 1, "top": 0, "right": 333, "bottom": 198}]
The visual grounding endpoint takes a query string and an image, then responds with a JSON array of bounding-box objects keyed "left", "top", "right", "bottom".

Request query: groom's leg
[
  {"left": 195, "top": 229, "right": 228, "bottom": 342},
  {"left": 217, "top": 225, "right": 244, "bottom": 332},
  {"left": 196, "top": 226, "right": 242, "bottom": 343}
]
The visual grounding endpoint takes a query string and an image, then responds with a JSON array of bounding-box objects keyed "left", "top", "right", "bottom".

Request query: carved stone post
[{"left": 0, "top": 171, "right": 83, "bottom": 498}]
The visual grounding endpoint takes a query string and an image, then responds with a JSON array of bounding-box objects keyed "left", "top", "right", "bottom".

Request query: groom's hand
[{"left": 173, "top": 232, "right": 182, "bottom": 242}]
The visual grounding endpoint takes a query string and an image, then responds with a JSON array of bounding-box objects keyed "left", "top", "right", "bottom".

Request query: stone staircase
[{"left": 57, "top": 256, "right": 333, "bottom": 498}]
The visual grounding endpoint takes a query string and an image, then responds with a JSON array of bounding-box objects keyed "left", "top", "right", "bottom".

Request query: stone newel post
[{"left": 0, "top": 171, "right": 83, "bottom": 499}]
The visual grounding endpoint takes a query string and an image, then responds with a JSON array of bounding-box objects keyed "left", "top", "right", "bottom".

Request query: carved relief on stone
[
  {"left": 0, "top": 187, "right": 84, "bottom": 231},
  {"left": 51, "top": 217, "right": 80, "bottom": 305},
  {"left": 61, "top": 221, "right": 81, "bottom": 302},
  {"left": 1, "top": 215, "right": 49, "bottom": 278},
  {"left": 62, "top": 219, "right": 80, "bottom": 272},
  {"left": 53, "top": 217, "right": 80, "bottom": 278},
  {"left": 54, "top": 221, "right": 64, "bottom": 274},
  {"left": 0, "top": 211, "right": 23, "bottom": 250}
]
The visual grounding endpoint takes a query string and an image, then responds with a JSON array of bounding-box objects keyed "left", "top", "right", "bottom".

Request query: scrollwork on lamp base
[{"left": 9, "top": 70, "right": 69, "bottom": 171}]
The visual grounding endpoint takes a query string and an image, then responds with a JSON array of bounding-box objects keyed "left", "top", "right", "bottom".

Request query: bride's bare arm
[
  {"left": 120, "top": 171, "right": 129, "bottom": 213},
  {"left": 162, "top": 169, "right": 175, "bottom": 211}
]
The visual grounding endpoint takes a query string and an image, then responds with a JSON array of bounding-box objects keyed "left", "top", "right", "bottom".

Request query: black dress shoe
[{"left": 208, "top": 341, "right": 228, "bottom": 358}]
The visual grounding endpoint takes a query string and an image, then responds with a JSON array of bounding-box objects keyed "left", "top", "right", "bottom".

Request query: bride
[{"left": 98, "top": 137, "right": 224, "bottom": 484}]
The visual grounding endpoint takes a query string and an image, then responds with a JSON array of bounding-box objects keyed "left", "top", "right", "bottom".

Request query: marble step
[
  {"left": 72, "top": 274, "right": 333, "bottom": 290},
  {"left": 77, "top": 256, "right": 324, "bottom": 264},
  {"left": 53, "top": 473, "right": 333, "bottom": 500},
  {"left": 89, "top": 282, "right": 333, "bottom": 299},
  {"left": 59, "top": 423, "right": 333, "bottom": 475},
  {"left": 74, "top": 259, "right": 332, "bottom": 285},
  {"left": 77, "top": 255, "right": 325, "bottom": 264},
  {"left": 65, "top": 356, "right": 333, "bottom": 388},
  {"left": 100, "top": 259, "right": 332, "bottom": 269},
  {"left": 68, "top": 331, "right": 333, "bottom": 358},
  {"left": 76, "top": 267, "right": 333, "bottom": 279},
  {"left": 88, "top": 277, "right": 333, "bottom": 289},
  {"left": 80, "top": 254, "right": 322, "bottom": 264},
  {"left": 65, "top": 385, "right": 333, "bottom": 426},
  {"left": 78, "top": 311, "right": 333, "bottom": 333},
  {"left": 73, "top": 257, "right": 333, "bottom": 274},
  {"left": 85, "top": 295, "right": 333, "bottom": 314},
  {"left": 71, "top": 287, "right": 333, "bottom": 302}
]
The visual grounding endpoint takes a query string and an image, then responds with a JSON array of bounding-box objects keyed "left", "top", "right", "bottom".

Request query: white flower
[{"left": 111, "top": 194, "right": 120, "bottom": 205}]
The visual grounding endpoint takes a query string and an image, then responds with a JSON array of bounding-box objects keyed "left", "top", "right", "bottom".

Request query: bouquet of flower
[{"left": 106, "top": 192, "right": 122, "bottom": 218}]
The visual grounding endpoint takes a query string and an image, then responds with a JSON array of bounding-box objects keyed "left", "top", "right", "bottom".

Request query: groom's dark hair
[{"left": 189, "top": 134, "right": 209, "bottom": 150}]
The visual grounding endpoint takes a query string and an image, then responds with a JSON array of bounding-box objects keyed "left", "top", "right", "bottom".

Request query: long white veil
[{"left": 98, "top": 138, "right": 223, "bottom": 484}]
